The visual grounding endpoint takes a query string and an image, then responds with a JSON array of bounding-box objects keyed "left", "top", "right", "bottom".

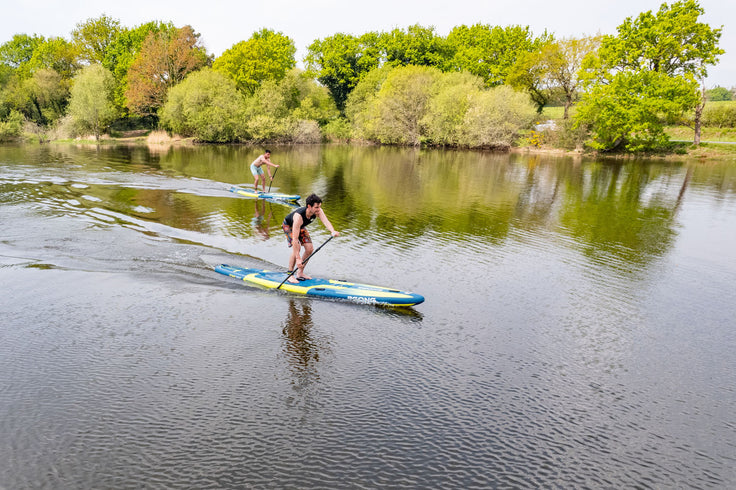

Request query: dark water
[{"left": 1, "top": 143, "right": 735, "bottom": 488}]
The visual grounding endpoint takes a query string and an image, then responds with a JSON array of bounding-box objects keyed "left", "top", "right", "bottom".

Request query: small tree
[
  {"left": 213, "top": 28, "right": 296, "bottom": 96},
  {"left": 159, "top": 68, "right": 245, "bottom": 142},
  {"left": 72, "top": 14, "right": 122, "bottom": 65},
  {"left": 67, "top": 64, "right": 118, "bottom": 139},
  {"left": 125, "top": 25, "right": 210, "bottom": 116}
]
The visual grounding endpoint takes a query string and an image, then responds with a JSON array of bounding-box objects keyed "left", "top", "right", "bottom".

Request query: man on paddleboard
[
  {"left": 282, "top": 194, "right": 339, "bottom": 284},
  {"left": 250, "top": 150, "right": 279, "bottom": 193}
]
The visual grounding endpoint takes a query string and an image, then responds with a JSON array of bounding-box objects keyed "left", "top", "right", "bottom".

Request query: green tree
[
  {"left": 160, "top": 68, "right": 244, "bottom": 142},
  {"left": 21, "top": 37, "right": 79, "bottom": 80},
  {"left": 125, "top": 25, "right": 210, "bottom": 116},
  {"left": 577, "top": 0, "right": 722, "bottom": 150},
  {"left": 102, "top": 21, "right": 176, "bottom": 112},
  {"left": 67, "top": 64, "right": 118, "bottom": 139},
  {"left": 421, "top": 71, "right": 484, "bottom": 145},
  {"left": 379, "top": 24, "right": 451, "bottom": 69},
  {"left": 577, "top": 69, "right": 698, "bottom": 151},
  {"left": 213, "top": 28, "right": 296, "bottom": 96},
  {"left": 447, "top": 24, "right": 550, "bottom": 87},
  {"left": 305, "top": 32, "right": 382, "bottom": 112},
  {"left": 0, "top": 34, "right": 45, "bottom": 70},
  {"left": 592, "top": 0, "right": 723, "bottom": 145},
  {"left": 72, "top": 14, "right": 122, "bottom": 64},
  {"left": 361, "top": 65, "right": 442, "bottom": 145},
  {"left": 459, "top": 85, "right": 538, "bottom": 149},
  {"left": 705, "top": 86, "right": 731, "bottom": 101}
]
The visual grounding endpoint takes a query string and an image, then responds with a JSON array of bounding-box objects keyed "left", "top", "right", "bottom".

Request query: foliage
[
  {"left": 706, "top": 86, "right": 732, "bottom": 101},
  {"left": 67, "top": 64, "right": 118, "bottom": 139},
  {"left": 359, "top": 65, "right": 442, "bottom": 145},
  {"left": 102, "top": 21, "right": 176, "bottom": 113},
  {"left": 446, "top": 24, "right": 551, "bottom": 87},
  {"left": 213, "top": 28, "right": 296, "bottom": 96},
  {"left": 344, "top": 64, "right": 393, "bottom": 137},
  {"left": 702, "top": 102, "right": 736, "bottom": 128},
  {"left": 305, "top": 32, "right": 382, "bottom": 113},
  {"left": 72, "top": 15, "right": 122, "bottom": 64},
  {"left": 346, "top": 65, "right": 536, "bottom": 148},
  {"left": 3, "top": 68, "right": 69, "bottom": 125},
  {"left": 243, "top": 69, "right": 339, "bottom": 124},
  {"left": 421, "top": 71, "right": 484, "bottom": 145},
  {"left": 0, "top": 110, "right": 24, "bottom": 141},
  {"left": 125, "top": 25, "right": 211, "bottom": 116},
  {"left": 458, "top": 85, "right": 538, "bottom": 149},
  {"left": 19, "top": 37, "right": 80, "bottom": 80},
  {"left": 321, "top": 117, "right": 352, "bottom": 142},
  {"left": 379, "top": 24, "right": 451, "bottom": 69},
  {"left": 598, "top": 0, "right": 722, "bottom": 79},
  {"left": 577, "top": 0, "right": 722, "bottom": 151},
  {"left": 0, "top": 34, "right": 45, "bottom": 71},
  {"left": 243, "top": 115, "right": 321, "bottom": 144},
  {"left": 577, "top": 70, "right": 699, "bottom": 151},
  {"left": 159, "top": 68, "right": 245, "bottom": 142}
]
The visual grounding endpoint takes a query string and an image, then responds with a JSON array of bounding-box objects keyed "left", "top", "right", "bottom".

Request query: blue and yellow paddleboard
[
  {"left": 229, "top": 186, "right": 300, "bottom": 202},
  {"left": 215, "top": 264, "right": 424, "bottom": 307}
]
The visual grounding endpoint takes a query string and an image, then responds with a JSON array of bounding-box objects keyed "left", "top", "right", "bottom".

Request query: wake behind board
[
  {"left": 229, "top": 186, "right": 300, "bottom": 202},
  {"left": 215, "top": 264, "right": 424, "bottom": 307}
]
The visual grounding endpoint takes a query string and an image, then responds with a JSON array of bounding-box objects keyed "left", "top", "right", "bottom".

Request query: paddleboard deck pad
[
  {"left": 229, "top": 186, "right": 300, "bottom": 201},
  {"left": 215, "top": 264, "right": 424, "bottom": 307}
]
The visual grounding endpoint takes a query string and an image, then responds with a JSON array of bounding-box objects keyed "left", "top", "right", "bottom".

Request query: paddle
[
  {"left": 277, "top": 235, "right": 334, "bottom": 289},
  {"left": 267, "top": 167, "right": 278, "bottom": 193}
]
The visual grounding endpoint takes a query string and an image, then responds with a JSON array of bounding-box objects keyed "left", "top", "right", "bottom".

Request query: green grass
[
  {"left": 540, "top": 106, "right": 566, "bottom": 120},
  {"left": 665, "top": 126, "right": 736, "bottom": 143},
  {"left": 705, "top": 100, "right": 736, "bottom": 108}
]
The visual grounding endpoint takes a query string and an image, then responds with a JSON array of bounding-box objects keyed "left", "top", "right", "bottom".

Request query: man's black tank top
[{"left": 283, "top": 206, "right": 315, "bottom": 229}]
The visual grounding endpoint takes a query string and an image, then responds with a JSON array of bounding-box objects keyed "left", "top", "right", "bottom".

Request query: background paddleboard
[
  {"left": 229, "top": 186, "right": 300, "bottom": 202},
  {"left": 215, "top": 264, "right": 424, "bottom": 307}
]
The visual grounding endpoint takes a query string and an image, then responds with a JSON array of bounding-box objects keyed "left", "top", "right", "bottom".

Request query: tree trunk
[
  {"left": 693, "top": 84, "right": 706, "bottom": 145},
  {"left": 563, "top": 94, "right": 573, "bottom": 120}
]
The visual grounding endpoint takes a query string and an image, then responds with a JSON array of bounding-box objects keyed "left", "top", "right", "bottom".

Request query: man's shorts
[
  {"left": 282, "top": 223, "right": 311, "bottom": 247},
  {"left": 250, "top": 163, "right": 264, "bottom": 176}
]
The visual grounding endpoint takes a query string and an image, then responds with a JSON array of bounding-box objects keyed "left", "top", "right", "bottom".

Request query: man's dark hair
[
  {"left": 264, "top": 149, "right": 271, "bottom": 154},
  {"left": 306, "top": 193, "right": 322, "bottom": 207}
]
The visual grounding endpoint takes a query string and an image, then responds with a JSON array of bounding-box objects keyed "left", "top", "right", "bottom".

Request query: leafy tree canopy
[
  {"left": 0, "top": 34, "right": 45, "bottom": 70},
  {"left": 379, "top": 24, "right": 451, "bottom": 69},
  {"left": 72, "top": 14, "right": 122, "bottom": 64},
  {"left": 596, "top": 0, "right": 723, "bottom": 78},
  {"left": 125, "top": 25, "right": 211, "bottom": 116},
  {"left": 305, "top": 32, "right": 383, "bottom": 113},
  {"left": 446, "top": 24, "right": 551, "bottom": 86},
  {"left": 213, "top": 28, "right": 296, "bottom": 96},
  {"left": 705, "top": 86, "right": 732, "bottom": 101},
  {"left": 67, "top": 63, "right": 118, "bottom": 139}
]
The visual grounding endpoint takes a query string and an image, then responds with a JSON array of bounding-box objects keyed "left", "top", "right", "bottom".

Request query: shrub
[
  {"left": 459, "top": 85, "right": 538, "bottom": 149},
  {"left": 0, "top": 110, "right": 24, "bottom": 141},
  {"left": 160, "top": 68, "right": 246, "bottom": 143},
  {"left": 702, "top": 103, "right": 736, "bottom": 128},
  {"left": 321, "top": 117, "right": 352, "bottom": 142}
]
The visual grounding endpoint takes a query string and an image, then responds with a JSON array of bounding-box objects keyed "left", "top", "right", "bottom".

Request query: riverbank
[{"left": 7, "top": 128, "right": 736, "bottom": 162}]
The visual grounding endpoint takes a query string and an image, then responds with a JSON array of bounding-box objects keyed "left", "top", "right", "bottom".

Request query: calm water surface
[{"left": 1, "top": 143, "right": 735, "bottom": 488}]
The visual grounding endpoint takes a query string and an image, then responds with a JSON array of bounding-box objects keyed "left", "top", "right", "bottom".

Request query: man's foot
[
  {"left": 287, "top": 276, "right": 299, "bottom": 284},
  {"left": 296, "top": 274, "right": 312, "bottom": 280}
]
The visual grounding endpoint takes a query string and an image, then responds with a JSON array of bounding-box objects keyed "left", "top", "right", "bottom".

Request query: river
[{"left": 1, "top": 143, "right": 735, "bottom": 488}]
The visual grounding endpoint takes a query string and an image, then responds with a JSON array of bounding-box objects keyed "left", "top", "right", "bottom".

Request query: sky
[{"left": 1, "top": 0, "right": 734, "bottom": 87}]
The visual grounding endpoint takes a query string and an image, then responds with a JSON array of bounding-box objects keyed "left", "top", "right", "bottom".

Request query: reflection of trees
[{"left": 558, "top": 162, "right": 681, "bottom": 265}]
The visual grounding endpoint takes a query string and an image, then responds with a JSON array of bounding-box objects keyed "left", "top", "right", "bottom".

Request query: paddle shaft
[
  {"left": 267, "top": 167, "right": 278, "bottom": 193},
  {"left": 277, "top": 235, "right": 334, "bottom": 289}
]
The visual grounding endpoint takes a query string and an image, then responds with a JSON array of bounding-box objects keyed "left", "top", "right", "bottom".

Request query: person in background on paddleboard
[
  {"left": 282, "top": 193, "right": 339, "bottom": 283},
  {"left": 250, "top": 150, "right": 279, "bottom": 193}
]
